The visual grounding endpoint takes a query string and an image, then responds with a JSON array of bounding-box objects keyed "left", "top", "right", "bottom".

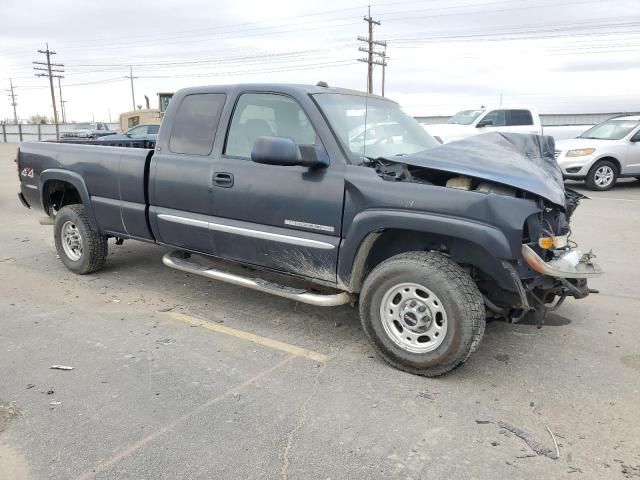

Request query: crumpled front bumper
[{"left": 521, "top": 244, "right": 603, "bottom": 279}]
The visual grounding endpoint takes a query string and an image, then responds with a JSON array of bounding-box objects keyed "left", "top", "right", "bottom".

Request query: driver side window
[
  {"left": 482, "top": 110, "right": 506, "bottom": 127},
  {"left": 225, "top": 93, "right": 321, "bottom": 158}
]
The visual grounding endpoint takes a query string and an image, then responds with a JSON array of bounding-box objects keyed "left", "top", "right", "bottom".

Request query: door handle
[{"left": 213, "top": 172, "right": 234, "bottom": 188}]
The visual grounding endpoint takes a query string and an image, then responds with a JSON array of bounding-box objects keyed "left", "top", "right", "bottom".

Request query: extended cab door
[
  {"left": 626, "top": 126, "right": 640, "bottom": 174},
  {"left": 149, "top": 92, "right": 227, "bottom": 254},
  {"left": 208, "top": 91, "right": 345, "bottom": 283},
  {"left": 505, "top": 109, "right": 540, "bottom": 135},
  {"left": 477, "top": 109, "right": 540, "bottom": 135}
]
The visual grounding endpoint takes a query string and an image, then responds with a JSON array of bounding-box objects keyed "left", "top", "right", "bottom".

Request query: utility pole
[
  {"left": 57, "top": 77, "right": 66, "bottom": 123},
  {"left": 125, "top": 66, "right": 137, "bottom": 110},
  {"left": 8, "top": 79, "right": 18, "bottom": 123},
  {"left": 33, "top": 43, "right": 64, "bottom": 139},
  {"left": 381, "top": 47, "right": 389, "bottom": 97},
  {"left": 357, "top": 6, "right": 386, "bottom": 94}
]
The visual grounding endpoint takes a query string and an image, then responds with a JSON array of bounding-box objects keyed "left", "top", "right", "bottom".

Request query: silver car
[
  {"left": 555, "top": 115, "right": 640, "bottom": 190},
  {"left": 61, "top": 122, "right": 114, "bottom": 139}
]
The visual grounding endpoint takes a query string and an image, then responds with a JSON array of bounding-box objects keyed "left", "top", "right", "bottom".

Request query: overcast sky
[{"left": 1, "top": 0, "right": 638, "bottom": 123}]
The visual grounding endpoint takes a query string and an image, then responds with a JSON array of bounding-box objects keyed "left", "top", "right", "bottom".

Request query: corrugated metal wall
[{"left": 415, "top": 112, "right": 640, "bottom": 126}]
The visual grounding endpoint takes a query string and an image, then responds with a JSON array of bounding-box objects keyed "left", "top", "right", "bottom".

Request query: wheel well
[
  {"left": 43, "top": 180, "right": 82, "bottom": 215},
  {"left": 592, "top": 156, "right": 621, "bottom": 173},
  {"left": 349, "top": 229, "right": 511, "bottom": 293}
]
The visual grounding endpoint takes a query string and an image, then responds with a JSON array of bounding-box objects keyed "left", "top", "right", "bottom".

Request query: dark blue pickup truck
[{"left": 16, "top": 83, "right": 602, "bottom": 376}]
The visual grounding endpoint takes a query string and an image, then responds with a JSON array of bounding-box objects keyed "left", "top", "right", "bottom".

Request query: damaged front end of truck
[{"left": 367, "top": 132, "right": 603, "bottom": 323}]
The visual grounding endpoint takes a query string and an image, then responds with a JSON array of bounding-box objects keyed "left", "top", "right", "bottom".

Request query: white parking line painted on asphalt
[{"left": 168, "top": 311, "right": 330, "bottom": 363}]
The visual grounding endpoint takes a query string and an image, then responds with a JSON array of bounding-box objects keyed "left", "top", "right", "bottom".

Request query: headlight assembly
[{"left": 566, "top": 148, "right": 595, "bottom": 157}]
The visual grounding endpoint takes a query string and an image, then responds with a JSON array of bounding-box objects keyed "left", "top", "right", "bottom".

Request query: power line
[
  {"left": 0, "top": 0, "right": 609, "bottom": 58},
  {"left": 33, "top": 43, "right": 64, "bottom": 139},
  {"left": 388, "top": 19, "right": 640, "bottom": 45}
]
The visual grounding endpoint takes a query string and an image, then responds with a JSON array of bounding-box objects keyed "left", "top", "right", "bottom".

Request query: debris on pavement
[
  {"left": 50, "top": 365, "right": 74, "bottom": 371},
  {"left": 497, "top": 421, "right": 560, "bottom": 460},
  {"left": 26, "top": 384, "right": 35, "bottom": 389},
  {"left": 158, "top": 305, "right": 178, "bottom": 312},
  {"left": 46, "top": 390, "right": 54, "bottom": 395},
  {"left": 155, "top": 338, "right": 176, "bottom": 345},
  {"left": 49, "top": 401, "right": 61, "bottom": 406},
  {"left": 475, "top": 419, "right": 560, "bottom": 460}
]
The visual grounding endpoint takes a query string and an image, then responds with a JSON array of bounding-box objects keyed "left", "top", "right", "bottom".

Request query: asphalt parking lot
[{"left": 1, "top": 142, "right": 639, "bottom": 479}]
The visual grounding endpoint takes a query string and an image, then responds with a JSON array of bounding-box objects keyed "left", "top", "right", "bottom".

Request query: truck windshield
[
  {"left": 313, "top": 93, "right": 439, "bottom": 162},
  {"left": 447, "top": 110, "right": 483, "bottom": 125},
  {"left": 579, "top": 120, "right": 639, "bottom": 140}
]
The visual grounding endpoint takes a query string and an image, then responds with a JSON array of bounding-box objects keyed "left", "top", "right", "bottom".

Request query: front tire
[
  {"left": 586, "top": 160, "right": 618, "bottom": 191},
  {"left": 359, "top": 252, "right": 485, "bottom": 377},
  {"left": 54, "top": 204, "right": 108, "bottom": 274}
]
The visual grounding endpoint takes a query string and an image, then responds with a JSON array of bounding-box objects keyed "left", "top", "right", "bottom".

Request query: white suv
[{"left": 555, "top": 115, "right": 640, "bottom": 190}]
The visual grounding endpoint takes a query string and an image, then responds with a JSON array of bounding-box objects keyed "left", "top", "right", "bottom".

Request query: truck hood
[
  {"left": 424, "top": 123, "right": 475, "bottom": 141},
  {"left": 384, "top": 132, "right": 566, "bottom": 207},
  {"left": 554, "top": 137, "right": 615, "bottom": 151}
]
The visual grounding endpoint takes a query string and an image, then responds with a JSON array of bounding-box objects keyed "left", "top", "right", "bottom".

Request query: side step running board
[{"left": 162, "top": 251, "right": 351, "bottom": 307}]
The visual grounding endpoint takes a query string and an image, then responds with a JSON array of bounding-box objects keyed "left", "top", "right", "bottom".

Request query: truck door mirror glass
[
  {"left": 630, "top": 131, "right": 640, "bottom": 142},
  {"left": 251, "top": 136, "right": 328, "bottom": 168},
  {"left": 476, "top": 120, "right": 493, "bottom": 128}
]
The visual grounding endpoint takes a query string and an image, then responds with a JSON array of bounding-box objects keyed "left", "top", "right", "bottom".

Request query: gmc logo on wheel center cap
[{"left": 403, "top": 312, "right": 418, "bottom": 327}]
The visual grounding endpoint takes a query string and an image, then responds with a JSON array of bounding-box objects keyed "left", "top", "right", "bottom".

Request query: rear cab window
[
  {"left": 169, "top": 93, "right": 226, "bottom": 155},
  {"left": 507, "top": 110, "right": 534, "bottom": 126}
]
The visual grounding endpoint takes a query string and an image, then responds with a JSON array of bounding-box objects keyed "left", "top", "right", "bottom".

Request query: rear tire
[
  {"left": 54, "top": 204, "right": 108, "bottom": 274},
  {"left": 586, "top": 160, "right": 618, "bottom": 191},
  {"left": 359, "top": 252, "right": 485, "bottom": 377}
]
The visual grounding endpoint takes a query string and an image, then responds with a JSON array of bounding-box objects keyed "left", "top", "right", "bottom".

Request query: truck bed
[{"left": 18, "top": 141, "right": 155, "bottom": 241}]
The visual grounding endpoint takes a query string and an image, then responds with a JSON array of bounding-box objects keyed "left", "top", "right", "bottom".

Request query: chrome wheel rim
[
  {"left": 61, "top": 221, "right": 82, "bottom": 261},
  {"left": 379, "top": 282, "right": 448, "bottom": 353},
  {"left": 594, "top": 166, "right": 614, "bottom": 187}
]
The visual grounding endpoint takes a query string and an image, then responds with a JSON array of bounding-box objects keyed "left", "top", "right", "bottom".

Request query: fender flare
[
  {"left": 39, "top": 169, "right": 99, "bottom": 230},
  {"left": 337, "top": 209, "right": 514, "bottom": 291}
]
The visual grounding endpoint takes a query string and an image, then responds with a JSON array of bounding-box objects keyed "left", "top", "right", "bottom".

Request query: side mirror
[
  {"left": 476, "top": 119, "right": 493, "bottom": 128},
  {"left": 125, "top": 133, "right": 132, "bottom": 138},
  {"left": 251, "top": 136, "right": 328, "bottom": 168}
]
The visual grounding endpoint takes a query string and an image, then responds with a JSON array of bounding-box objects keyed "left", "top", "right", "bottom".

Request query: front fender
[
  {"left": 39, "top": 169, "right": 99, "bottom": 230},
  {"left": 337, "top": 209, "right": 514, "bottom": 291}
]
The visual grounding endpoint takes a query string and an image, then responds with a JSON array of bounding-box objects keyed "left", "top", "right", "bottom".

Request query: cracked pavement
[{"left": 1, "top": 143, "right": 640, "bottom": 479}]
